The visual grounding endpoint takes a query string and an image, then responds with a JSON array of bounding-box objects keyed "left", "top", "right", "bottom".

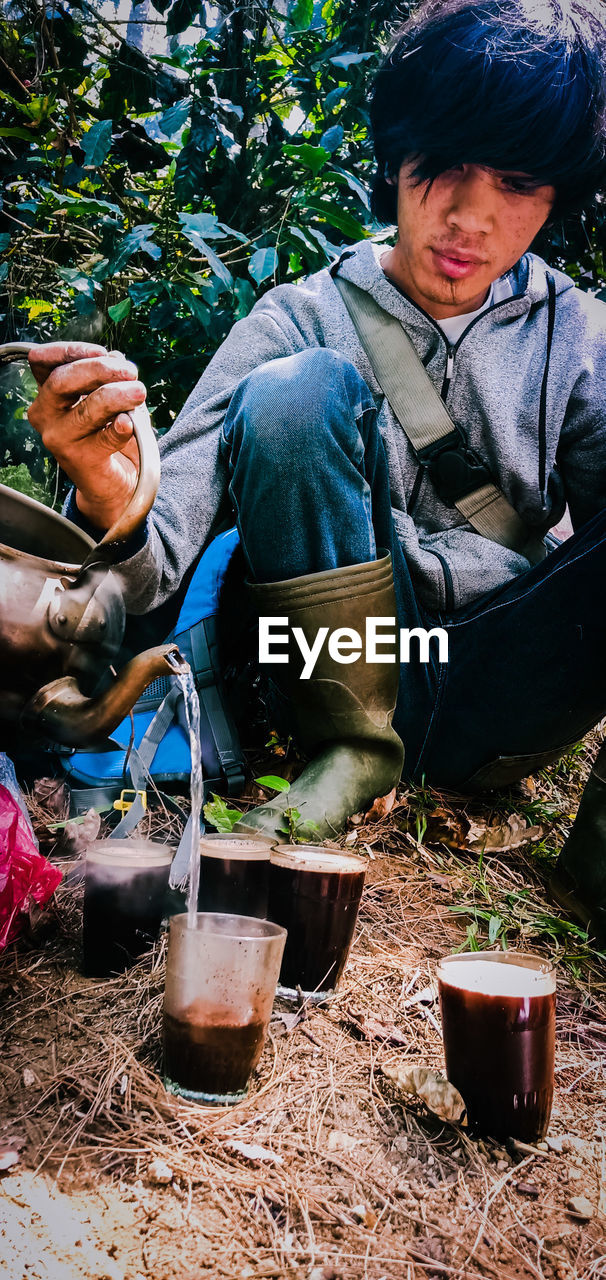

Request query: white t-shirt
[{"left": 436, "top": 276, "right": 514, "bottom": 344}]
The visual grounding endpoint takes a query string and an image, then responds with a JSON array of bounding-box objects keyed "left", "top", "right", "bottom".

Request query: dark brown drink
[
  {"left": 438, "top": 954, "right": 556, "bottom": 1141},
  {"left": 163, "top": 913, "right": 286, "bottom": 1105},
  {"left": 198, "top": 835, "right": 271, "bottom": 918},
  {"left": 163, "top": 1007, "right": 266, "bottom": 1098},
  {"left": 83, "top": 841, "right": 173, "bottom": 978},
  {"left": 268, "top": 846, "right": 367, "bottom": 997}
]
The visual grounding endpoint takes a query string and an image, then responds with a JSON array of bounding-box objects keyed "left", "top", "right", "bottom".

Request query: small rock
[
  {"left": 536, "top": 1141, "right": 548, "bottom": 1151},
  {"left": 516, "top": 1181, "right": 540, "bottom": 1199},
  {"left": 22, "top": 1068, "right": 36, "bottom": 1088},
  {"left": 147, "top": 1157, "right": 173, "bottom": 1185},
  {"left": 351, "top": 1203, "right": 378, "bottom": 1228},
  {"left": 0, "top": 1149, "right": 20, "bottom": 1172},
  {"left": 546, "top": 1135, "right": 565, "bottom": 1154},
  {"left": 562, "top": 1134, "right": 591, "bottom": 1157},
  {"left": 327, "top": 1129, "right": 357, "bottom": 1153},
  {"left": 496, "top": 1160, "right": 509, "bottom": 1172},
  {"left": 567, "top": 1195, "right": 594, "bottom": 1220}
]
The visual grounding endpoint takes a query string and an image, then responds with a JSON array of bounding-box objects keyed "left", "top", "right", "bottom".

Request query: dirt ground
[{"left": 1, "top": 743, "right": 605, "bottom": 1280}]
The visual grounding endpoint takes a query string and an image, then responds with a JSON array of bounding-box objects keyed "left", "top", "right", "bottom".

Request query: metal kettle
[{"left": 0, "top": 342, "right": 187, "bottom": 749}]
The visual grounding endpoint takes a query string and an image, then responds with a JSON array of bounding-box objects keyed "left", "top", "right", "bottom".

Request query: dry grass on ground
[{"left": 0, "top": 738, "right": 605, "bottom": 1280}]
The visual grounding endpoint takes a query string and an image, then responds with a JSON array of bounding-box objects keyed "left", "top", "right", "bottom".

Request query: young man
[{"left": 26, "top": 1, "right": 606, "bottom": 939}]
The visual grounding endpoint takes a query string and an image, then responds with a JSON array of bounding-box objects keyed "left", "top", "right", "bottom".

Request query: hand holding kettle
[
  {"left": 26, "top": 341, "right": 147, "bottom": 532},
  {"left": 0, "top": 339, "right": 187, "bottom": 751}
]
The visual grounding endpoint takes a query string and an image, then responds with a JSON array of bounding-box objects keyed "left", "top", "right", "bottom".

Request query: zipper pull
[{"left": 446, "top": 345, "right": 455, "bottom": 381}]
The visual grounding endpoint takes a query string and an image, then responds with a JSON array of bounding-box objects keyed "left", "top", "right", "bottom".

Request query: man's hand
[{"left": 27, "top": 341, "right": 148, "bottom": 530}]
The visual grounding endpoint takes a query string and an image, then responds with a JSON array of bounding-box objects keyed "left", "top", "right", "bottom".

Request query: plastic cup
[
  {"left": 82, "top": 839, "right": 173, "bottom": 978},
  {"left": 198, "top": 833, "right": 273, "bottom": 918},
  {"left": 267, "top": 845, "right": 367, "bottom": 1001},
  {"left": 437, "top": 951, "right": 556, "bottom": 1140},
  {"left": 163, "top": 912, "right": 286, "bottom": 1105}
]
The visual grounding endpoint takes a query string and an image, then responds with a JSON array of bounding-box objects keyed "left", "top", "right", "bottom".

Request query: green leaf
[
  {"left": 320, "top": 125, "right": 343, "bottom": 153},
  {"left": 129, "top": 279, "right": 163, "bottom": 306},
  {"left": 166, "top": 0, "right": 204, "bottom": 36},
  {"left": 488, "top": 914, "right": 502, "bottom": 944},
  {"left": 329, "top": 51, "right": 376, "bottom": 71},
  {"left": 178, "top": 211, "right": 226, "bottom": 241},
  {"left": 174, "top": 140, "right": 208, "bottom": 203},
  {"left": 81, "top": 118, "right": 113, "bottom": 168},
  {"left": 0, "top": 127, "right": 37, "bottom": 142},
  {"left": 159, "top": 98, "right": 191, "bottom": 136},
  {"left": 325, "top": 86, "right": 349, "bottom": 110},
  {"left": 283, "top": 143, "right": 329, "bottom": 176},
  {"left": 248, "top": 247, "right": 277, "bottom": 285},
  {"left": 108, "top": 297, "right": 132, "bottom": 322},
  {"left": 48, "top": 191, "right": 122, "bottom": 220},
  {"left": 233, "top": 277, "right": 257, "bottom": 319},
  {"left": 19, "top": 298, "right": 56, "bottom": 320},
  {"left": 109, "top": 223, "right": 162, "bottom": 275},
  {"left": 0, "top": 234, "right": 10, "bottom": 252},
  {"left": 169, "top": 281, "right": 211, "bottom": 325},
  {"left": 255, "top": 774, "right": 291, "bottom": 794},
  {"left": 203, "top": 793, "right": 243, "bottom": 833},
  {"left": 178, "top": 214, "right": 233, "bottom": 286},
  {"left": 0, "top": 262, "right": 8, "bottom": 282},
  {"left": 148, "top": 298, "right": 180, "bottom": 330},
  {"left": 327, "top": 165, "right": 370, "bottom": 210},
  {"left": 304, "top": 196, "right": 368, "bottom": 240},
  {"left": 289, "top": 0, "right": 313, "bottom": 29}
]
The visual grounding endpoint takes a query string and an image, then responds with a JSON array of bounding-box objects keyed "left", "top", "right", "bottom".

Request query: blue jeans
[{"left": 220, "top": 349, "right": 606, "bottom": 788}]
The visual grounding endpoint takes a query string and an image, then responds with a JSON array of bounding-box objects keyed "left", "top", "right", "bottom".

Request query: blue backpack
[{"left": 64, "top": 527, "right": 245, "bottom": 818}]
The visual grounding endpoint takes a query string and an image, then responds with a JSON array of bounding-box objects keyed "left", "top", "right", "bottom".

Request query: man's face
[{"left": 382, "top": 161, "right": 556, "bottom": 319}]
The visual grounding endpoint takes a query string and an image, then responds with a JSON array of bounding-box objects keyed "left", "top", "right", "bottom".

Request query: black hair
[{"left": 370, "top": 0, "right": 606, "bottom": 222}]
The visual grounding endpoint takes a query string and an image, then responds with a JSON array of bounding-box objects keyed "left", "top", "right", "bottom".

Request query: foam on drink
[
  {"left": 198, "top": 835, "right": 272, "bottom": 918},
  {"left": 270, "top": 846, "right": 364, "bottom": 875},
  {"left": 199, "top": 835, "right": 272, "bottom": 862},
  {"left": 439, "top": 958, "right": 555, "bottom": 998},
  {"left": 83, "top": 840, "right": 173, "bottom": 977}
]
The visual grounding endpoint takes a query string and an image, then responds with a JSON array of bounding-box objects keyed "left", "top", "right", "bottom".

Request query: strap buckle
[
  {"left": 113, "top": 788, "right": 148, "bottom": 814},
  {"left": 416, "top": 429, "right": 494, "bottom": 504}
]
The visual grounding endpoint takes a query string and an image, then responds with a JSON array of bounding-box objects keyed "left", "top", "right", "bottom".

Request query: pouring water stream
[{"left": 174, "top": 668, "right": 203, "bottom": 927}]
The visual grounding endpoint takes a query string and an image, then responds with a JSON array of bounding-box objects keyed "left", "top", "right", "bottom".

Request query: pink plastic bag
[{"left": 0, "top": 783, "right": 62, "bottom": 950}]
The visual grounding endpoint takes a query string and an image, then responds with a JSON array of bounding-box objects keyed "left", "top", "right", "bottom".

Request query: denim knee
[{"left": 222, "top": 348, "right": 375, "bottom": 467}]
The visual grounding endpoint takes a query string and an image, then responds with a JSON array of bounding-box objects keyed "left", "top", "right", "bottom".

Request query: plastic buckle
[
  {"left": 113, "top": 788, "right": 148, "bottom": 814},
  {"left": 417, "top": 430, "right": 493, "bottom": 504}
]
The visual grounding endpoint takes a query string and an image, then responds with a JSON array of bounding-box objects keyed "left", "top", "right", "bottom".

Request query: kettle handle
[
  {"left": 0, "top": 341, "right": 160, "bottom": 549},
  {"left": 96, "top": 399, "right": 160, "bottom": 550}
]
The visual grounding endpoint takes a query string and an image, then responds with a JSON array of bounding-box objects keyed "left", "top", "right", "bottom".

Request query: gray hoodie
[{"left": 113, "top": 238, "right": 606, "bottom": 615}]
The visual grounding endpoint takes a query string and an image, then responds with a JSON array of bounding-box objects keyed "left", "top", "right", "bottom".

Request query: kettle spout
[{"left": 21, "top": 644, "right": 190, "bottom": 748}]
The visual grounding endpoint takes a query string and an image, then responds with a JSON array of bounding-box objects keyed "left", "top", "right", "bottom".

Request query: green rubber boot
[
  {"left": 234, "top": 552, "right": 404, "bottom": 842},
  {"left": 550, "top": 741, "right": 606, "bottom": 950}
]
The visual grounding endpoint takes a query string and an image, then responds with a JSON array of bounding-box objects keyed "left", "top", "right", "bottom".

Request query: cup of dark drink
[
  {"left": 267, "top": 845, "right": 367, "bottom": 1001},
  {"left": 83, "top": 839, "right": 174, "bottom": 978},
  {"left": 437, "top": 951, "right": 556, "bottom": 1141},
  {"left": 198, "top": 833, "right": 273, "bottom": 918},
  {"left": 163, "top": 912, "right": 286, "bottom": 1105}
]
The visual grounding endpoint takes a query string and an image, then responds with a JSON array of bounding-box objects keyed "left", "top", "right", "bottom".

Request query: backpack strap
[
  {"left": 109, "top": 683, "right": 186, "bottom": 838},
  {"left": 182, "top": 617, "right": 245, "bottom": 795},
  {"left": 334, "top": 275, "right": 546, "bottom": 565}
]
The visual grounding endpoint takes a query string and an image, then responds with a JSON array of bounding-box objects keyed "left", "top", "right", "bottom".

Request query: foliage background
[{"left": 1, "top": 0, "right": 606, "bottom": 506}]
